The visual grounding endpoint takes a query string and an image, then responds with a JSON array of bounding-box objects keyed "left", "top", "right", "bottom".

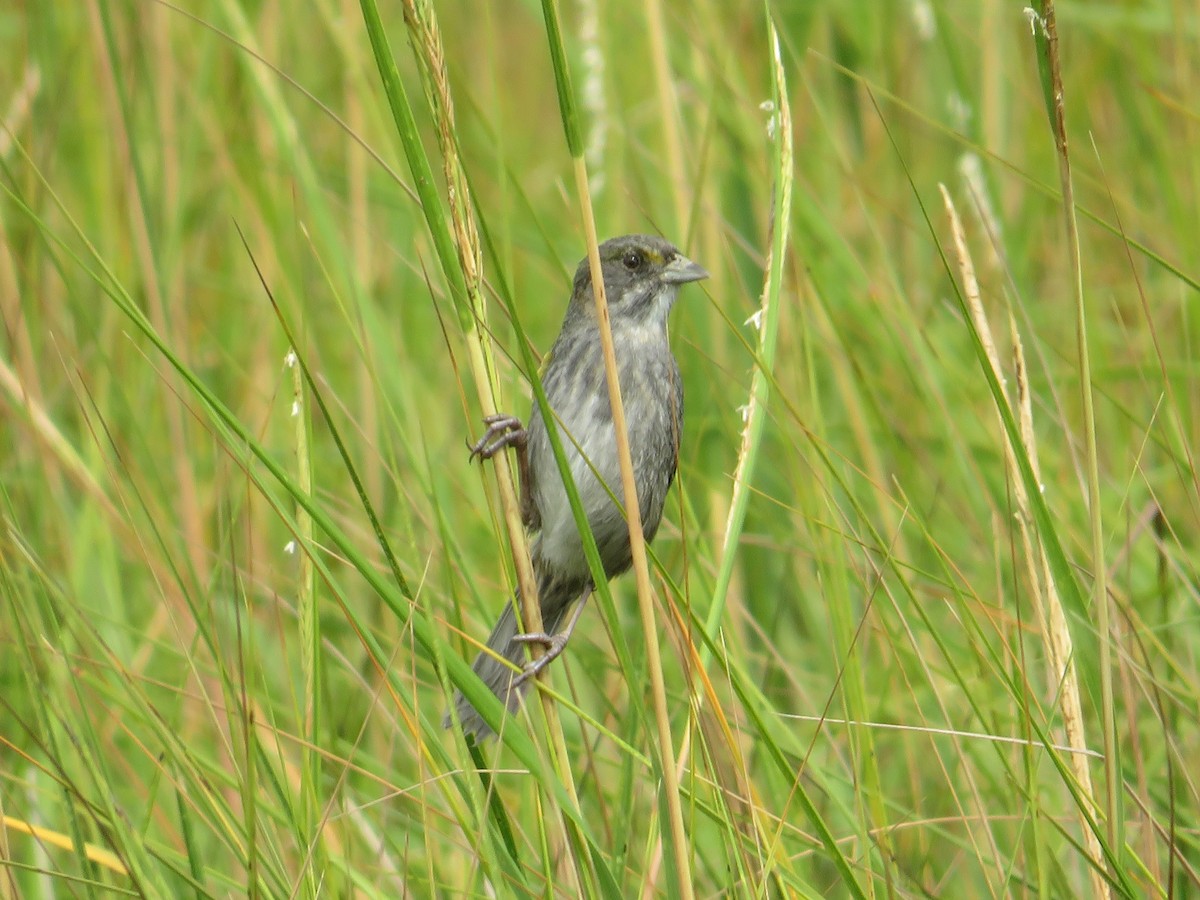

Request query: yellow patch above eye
[{"left": 646, "top": 250, "right": 664, "bottom": 264}]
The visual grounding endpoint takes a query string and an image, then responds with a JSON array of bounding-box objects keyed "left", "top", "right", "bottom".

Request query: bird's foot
[
  {"left": 468, "top": 413, "right": 528, "bottom": 461},
  {"left": 510, "top": 630, "right": 570, "bottom": 689}
]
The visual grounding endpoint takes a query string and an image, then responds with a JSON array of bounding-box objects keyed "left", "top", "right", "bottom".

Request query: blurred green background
[{"left": 1, "top": 0, "right": 1196, "bottom": 896}]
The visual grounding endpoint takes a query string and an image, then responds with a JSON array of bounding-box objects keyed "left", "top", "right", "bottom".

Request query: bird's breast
[{"left": 528, "top": 325, "right": 681, "bottom": 578}]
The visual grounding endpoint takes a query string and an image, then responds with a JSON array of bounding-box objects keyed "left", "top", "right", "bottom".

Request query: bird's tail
[{"left": 447, "top": 573, "right": 584, "bottom": 740}]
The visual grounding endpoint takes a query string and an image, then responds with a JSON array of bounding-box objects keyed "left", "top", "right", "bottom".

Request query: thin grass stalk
[
  {"left": 643, "top": 0, "right": 688, "bottom": 234},
  {"left": 0, "top": 814, "right": 128, "bottom": 879},
  {"left": 342, "top": 0, "right": 383, "bottom": 513},
  {"left": 0, "top": 359, "right": 119, "bottom": 523},
  {"left": 0, "top": 65, "right": 44, "bottom": 465},
  {"left": 703, "top": 22, "right": 788, "bottom": 655},
  {"left": 1032, "top": 1, "right": 1120, "bottom": 859},
  {"left": 940, "top": 185, "right": 1109, "bottom": 899},
  {"left": 538, "top": 0, "right": 693, "bottom": 891},
  {"left": 944, "top": 184, "right": 1061, "bottom": 861},
  {"left": 573, "top": 156, "right": 695, "bottom": 898},
  {"left": 287, "top": 349, "right": 322, "bottom": 894}
]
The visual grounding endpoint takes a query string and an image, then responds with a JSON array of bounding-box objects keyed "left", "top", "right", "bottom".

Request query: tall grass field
[{"left": 1, "top": 1, "right": 1196, "bottom": 896}]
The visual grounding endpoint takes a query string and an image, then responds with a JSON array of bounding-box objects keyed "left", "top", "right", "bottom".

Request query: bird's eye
[{"left": 622, "top": 250, "right": 644, "bottom": 270}]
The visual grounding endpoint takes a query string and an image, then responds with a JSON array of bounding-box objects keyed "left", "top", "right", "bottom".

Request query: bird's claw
[
  {"left": 468, "top": 413, "right": 528, "bottom": 462},
  {"left": 510, "top": 630, "right": 569, "bottom": 689}
]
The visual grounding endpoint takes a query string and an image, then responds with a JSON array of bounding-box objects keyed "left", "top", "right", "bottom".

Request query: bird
[{"left": 447, "top": 233, "right": 708, "bottom": 739}]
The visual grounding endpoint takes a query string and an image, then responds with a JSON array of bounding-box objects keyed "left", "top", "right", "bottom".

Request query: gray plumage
[{"left": 450, "top": 235, "right": 708, "bottom": 739}]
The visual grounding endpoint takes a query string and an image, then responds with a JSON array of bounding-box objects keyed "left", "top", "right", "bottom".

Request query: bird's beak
[{"left": 661, "top": 254, "right": 709, "bottom": 285}]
